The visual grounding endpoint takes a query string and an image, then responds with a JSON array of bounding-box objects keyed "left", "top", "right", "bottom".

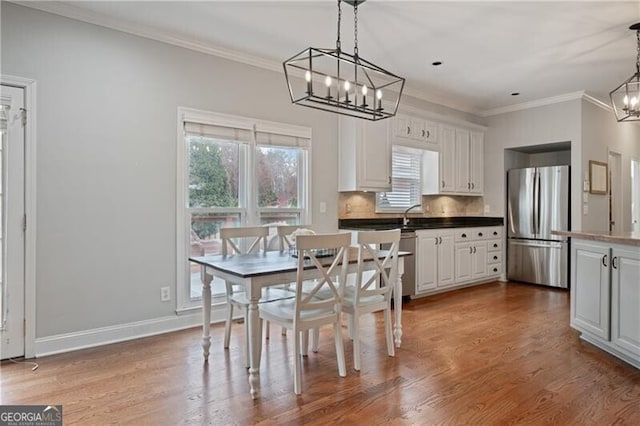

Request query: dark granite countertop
[{"left": 339, "top": 217, "right": 504, "bottom": 232}]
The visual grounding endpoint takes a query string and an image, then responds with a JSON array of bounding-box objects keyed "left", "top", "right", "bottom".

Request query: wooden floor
[{"left": 2, "top": 282, "right": 640, "bottom": 425}]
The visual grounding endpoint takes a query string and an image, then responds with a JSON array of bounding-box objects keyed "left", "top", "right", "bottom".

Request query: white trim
[
  {"left": 17, "top": 1, "right": 282, "bottom": 76},
  {"left": 34, "top": 307, "right": 229, "bottom": 358},
  {"left": 16, "top": 1, "right": 483, "bottom": 117},
  {"left": 582, "top": 92, "right": 613, "bottom": 112},
  {"left": 396, "top": 103, "right": 488, "bottom": 131},
  {"left": 481, "top": 91, "right": 595, "bottom": 117},
  {"left": 1, "top": 75, "right": 36, "bottom": 359}
]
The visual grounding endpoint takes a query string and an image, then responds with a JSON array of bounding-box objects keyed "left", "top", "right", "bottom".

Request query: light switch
[
  {"left": 319, "top": 202, "right": 327, "bottom": 213},
  {"left": 484, "top": 204, "right": 490, "bottom": 214}
]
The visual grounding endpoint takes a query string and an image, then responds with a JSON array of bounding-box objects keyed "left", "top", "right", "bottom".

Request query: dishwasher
[{"left": 381, "top": 230, "right": 416, "bottom": 298}]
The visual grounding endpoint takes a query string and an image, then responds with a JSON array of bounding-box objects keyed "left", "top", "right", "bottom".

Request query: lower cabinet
[
  {"left": 415, "top": 226, "right": 503, "bottom": 296},
  {"left": 571, "top": 239, "right": 640, "bottom": 368},
  {"left": 416, "top": 229, "right": 454, "bottom": 292}
]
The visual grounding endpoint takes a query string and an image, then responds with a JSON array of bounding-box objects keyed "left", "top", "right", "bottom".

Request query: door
[
  {"left": 507, "top": 239, "right": 568, "bottom": 288},
  {"left": 437, "top": 232, "right": 455, "bottom": 287},
  {"left": 0, "top": 85, "right": 25, "bottom": 359},
  {"left": 454, "top": 242, "right": 473, "bottom": 282},
  {"left": 611, "top": 247, "right": 640, "bottom": 356},
  {"left": 608, "top": 151, "right": 622, "bottom": 232},
  {"left": 454, "top": 128, "right": 470, "bottom": 192},
  {"left": 469, "top": 131, "right": 484, "bottom": 194},
  {"left": 471, "top": 242, "right": 488, "bottom": 280},
  {"left": 417, "top": 231, "right": 437, "bottom": 292},
  {"left": 439, "top": 126, "right": 456, "bottom": 192},
  {"left": 507, "top": 168, "right": 536, "bottom": 239},
  {"left": 571, "top": 241, "right": 610, "bottom": 340},
  {"left": 537, "top": 166, "right": 569, "bottom": 240},
  {"left": 359, "top": 119, "right": 391, "bottom": 190}
]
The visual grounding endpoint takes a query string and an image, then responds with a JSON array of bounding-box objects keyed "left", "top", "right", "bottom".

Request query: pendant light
[
  {"left": 610, "top": 23, "right": 640, "bottom": 122},
  {"left": 283, "top": 0, "right": 405, "bottom": 121}
]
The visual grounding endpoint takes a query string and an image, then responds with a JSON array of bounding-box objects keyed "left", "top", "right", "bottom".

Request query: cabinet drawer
[
  {"left": 454, "top": 229, "right": 474, "bottom": 242},
  {"left": 488, "top": 251, "right": 502, "bottom": 264},
  {"left": 488, "top": 263, "right": 502, "bottom": 276},
  {"left": 487, "top": 239, "right": 502, "bottom": 252},
  {"left": 474, "top": 226, "right": 502, "bottom": 240}
]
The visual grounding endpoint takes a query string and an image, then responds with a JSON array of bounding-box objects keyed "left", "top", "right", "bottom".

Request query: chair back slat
[
  {"left": 294, "top": 233, "right": 351, "bottom": 319},
  {"left": 356, "top": 229, "right": 400, "bottom": 301},
  {"left": 276, "top": 225, "right": 313, "bottom": 251},
  {"left": 220, "top": 226, "right": 269, "bottom": 256}
]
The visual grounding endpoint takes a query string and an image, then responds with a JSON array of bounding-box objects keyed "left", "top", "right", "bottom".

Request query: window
[
  {"left": 376, "top": 146, "right": 422, "bottom": 212},
  {"left": 178, "top": 108, "right": 311, "bottom": 310}
]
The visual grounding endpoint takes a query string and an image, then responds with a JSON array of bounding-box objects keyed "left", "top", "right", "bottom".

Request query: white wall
[
  {"left": 485, "top": 96, "right": 640, "bottom": 234},
  {"left": 1, "top": 4, "right": 480, "bottom": 350},
  {"left": 484, "top": 99, "right": 582, "bottom": 228},
  {"left": 1, "top": 3, "right": 342, "bottom": 339},
  {"left": 581, "top": 100, "right": 640, "bottom": 231}
]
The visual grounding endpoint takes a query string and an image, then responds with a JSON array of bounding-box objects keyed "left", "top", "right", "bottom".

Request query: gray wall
[
  {"left": 485, "top": 97, "right": 640, "bottom": 233},
  {"left": 1, "top": 4, "right": 480, "bottom": 342},
  {"left": 2, "top": 4, "right": 340, "bottom": 338},
  {"left": 484, "top": 100, "right": 582, "bottom": 228}
]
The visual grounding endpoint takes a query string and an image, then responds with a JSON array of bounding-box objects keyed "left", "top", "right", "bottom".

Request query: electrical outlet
[{"left": 160, "top": 286, "right": 170, "bottom": 302}]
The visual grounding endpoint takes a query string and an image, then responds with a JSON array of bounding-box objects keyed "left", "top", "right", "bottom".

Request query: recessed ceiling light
[
  {"left": 511, "top": 92, "right": 520, "bottom": 96},
  {"left": 432, "top": 61, "right": 442, "bottom": 66}
]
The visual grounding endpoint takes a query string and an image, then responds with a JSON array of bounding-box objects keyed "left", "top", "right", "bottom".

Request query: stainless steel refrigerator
[{"left": 507, "top": 165, "right": 570, "bottom": 288}]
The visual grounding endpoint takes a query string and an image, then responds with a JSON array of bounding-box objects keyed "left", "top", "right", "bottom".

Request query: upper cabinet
[
  {"left": 424, "top": 124, "right": 484, "bottom": 196},
  {"left": 392, "top": 114, "right": 439, "bottom": 149},
  {"left": 338, "top": 116, "right": 392, "bottom": 192}
]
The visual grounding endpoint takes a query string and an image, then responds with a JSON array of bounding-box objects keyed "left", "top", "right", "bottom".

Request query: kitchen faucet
[{"left": 403, "top": 204, "right": 422, "bottom": 226}]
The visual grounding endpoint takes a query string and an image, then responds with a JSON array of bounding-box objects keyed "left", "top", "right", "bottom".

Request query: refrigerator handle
[{"left": 532, "top": 169, "right": 539, "bottom": 236}]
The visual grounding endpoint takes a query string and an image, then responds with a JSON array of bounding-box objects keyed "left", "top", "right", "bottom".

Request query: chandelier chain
[
  {"left": 354, "top": 2, "right": 359, "bottom": 57},
  {"left": 336, "top": 0, "right": 342, "bottom": 52},
  {"left": 636, "top": 29, "right": 639, "bottom": 73}
]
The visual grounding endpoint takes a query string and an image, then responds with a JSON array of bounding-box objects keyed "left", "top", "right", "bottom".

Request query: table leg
[
  {"left": 247, "top": 291, "right": 261, "bottom": 399},
  {"left": 394, "top": 264, "right": 404, "bottom": 348},
  {"left": 200, "top": 267, "right": 213, "bottom": 361}
]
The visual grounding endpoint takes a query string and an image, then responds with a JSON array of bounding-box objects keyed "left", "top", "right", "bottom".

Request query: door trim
[{"left": 1, "top": 75, "right": 36, "bottom": 358}]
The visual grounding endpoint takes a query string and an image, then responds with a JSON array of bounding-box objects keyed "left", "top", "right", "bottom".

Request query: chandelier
[
  {"left": 610, "top": 23, "right": 640, "bottom": 122},
  {"left": 283, "top": 0, "right": 405, "bottom": 121}
]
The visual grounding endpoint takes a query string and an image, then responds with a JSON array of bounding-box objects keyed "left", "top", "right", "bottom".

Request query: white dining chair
[
  {"left": 342, "top": 229, "right": 400, "bottom": 371},
  {"left": 258, "top": 232, "right": 350, "bottom": 395},
  {"left": 275, "top": 224, "right": 313, "bottom": 251},
  {"left": 220, "top": 226, "right": 292, "bottom": 367}
]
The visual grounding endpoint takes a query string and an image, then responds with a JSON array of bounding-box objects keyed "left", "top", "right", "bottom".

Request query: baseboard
[{"left": 34, "top": 307, "right": 228, "bottom": 358}]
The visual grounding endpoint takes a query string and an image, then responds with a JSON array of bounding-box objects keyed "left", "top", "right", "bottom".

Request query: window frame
[
  {"left": 177, "top": 107, "right": 312, "bottom": 312},
  {"left": 375, "top": 145, "right": 423, "bottom": 213}
]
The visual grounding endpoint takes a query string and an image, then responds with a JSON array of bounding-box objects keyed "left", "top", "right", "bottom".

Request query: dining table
[{"left": 189, "top": 247, "right": 408, "bottom": 399}]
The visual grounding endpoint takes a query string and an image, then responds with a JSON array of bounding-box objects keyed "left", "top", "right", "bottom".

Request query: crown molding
[
  {"left": 15, "top": 1, "right": 485, "bottom": 118},
  {"left": 480, "top": 91, "right": 615, "bottom": 117},
  {"left": 14, "top": 1, "right": 283, "bottom": 74}
]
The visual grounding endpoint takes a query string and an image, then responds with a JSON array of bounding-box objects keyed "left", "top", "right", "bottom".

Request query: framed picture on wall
[{"left": 589, "top": 160, "right": 608, "bottom": 195}]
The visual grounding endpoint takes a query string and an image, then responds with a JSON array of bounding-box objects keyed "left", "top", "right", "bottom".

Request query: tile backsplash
[{"left": 339, "top": 192, "right": 485, "bottom": 218}]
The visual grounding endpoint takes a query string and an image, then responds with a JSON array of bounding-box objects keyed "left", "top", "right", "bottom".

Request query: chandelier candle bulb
[
  {"left": 376, "top": 89, "right": 383, "bottom": 111},
  {"left": 361, "top": 85, "right": 368, "bottom": 107},
  {"left": 325, "top": 76, "right": 333, "bottom": 99},
  {"left": 305, "top": 71, "right": 312, "bottom": 95},
  {"left": 344, "top": 81, "right": 351, "bottom": 104}
]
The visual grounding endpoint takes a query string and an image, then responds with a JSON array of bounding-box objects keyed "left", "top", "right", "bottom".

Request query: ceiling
[{"left": 22, "top": 1, "right": 640, "bottom": 116}]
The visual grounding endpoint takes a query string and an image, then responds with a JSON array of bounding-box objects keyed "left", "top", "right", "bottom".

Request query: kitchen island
[{"left": 553, "top": 230, "right": 640, "bottom": 369}]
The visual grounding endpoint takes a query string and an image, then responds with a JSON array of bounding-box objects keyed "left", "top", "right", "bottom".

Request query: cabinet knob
[
  {"left": 612, "top": 256, "right": 618, "bottom": 269},
  {"left": 478, "top": 232, "right": 483, "bottom": 237},
  {"left": 407, "top": 126, "right": 410, "bottom": 135},
  {"left": 442, "top": 180, "right": 445, "bottom": 188},
  {"left": 493, "top": 256, "right": 498, "bottom": 260},
  {"left": 493, "top": 243, "right": 498, "bottom": 248},
  {"left": 468, "top": 182, "right": 471, "bottom": 189},
  {"left": 426, "top": 130, "right": 430, "bottom": 138},
  {"left": 471, "top": 183, "right": 475, "bottom": 189},
  {"left": 388, "top": 176, "right": 392, "bottom": 184},
  {"left": 602, "top": 254, "right": 608, "bottom": 267},
  {"left": 493, "top": 231, "right": 498, "bottom": 235},
  {"left": 422, "top": 129, "right": 426, "bottom": 137},
  {"left": 493, "top": 268, "right": 498, "bottom": 272},
  {"left": 469, "top": 247, "right": 473, "bottom": 254},
  {"left": 461, "top": 233, "right": 467, "bottom": 238}
]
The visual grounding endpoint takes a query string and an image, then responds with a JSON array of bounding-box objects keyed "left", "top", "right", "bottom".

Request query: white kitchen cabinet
[
  {"left": 571, "top": 241, "right": 611, "bottom": 340},
  {"left": 416, "top": 229, "right": 454, "bottom": 294},
  {"left": 393, "top": 114, "right": 439, "bottom": 149},
  {"left": 454, "top": 241, "right": 487, "bottom": 282},
  {"left": 438, "top": 125, "right": 456, "bottom": 192},
  {"left": 338, "top": 116, "right": 392, "bottom": 192},
  {"left": 424, "top": 124, "right": 483, "bottom": 196},
  {"left": 611, "top": 246, "right": 640, "bottom": 357},
  {"left": 570, "top": 238, "right": 640, "bottom": 368}
]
